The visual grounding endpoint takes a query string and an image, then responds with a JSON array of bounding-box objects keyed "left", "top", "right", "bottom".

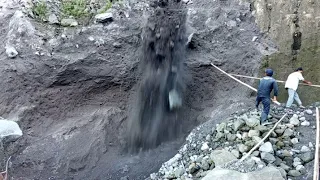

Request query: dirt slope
[{"left": 0, "top": 0, "right": 276, "bottom": 179}]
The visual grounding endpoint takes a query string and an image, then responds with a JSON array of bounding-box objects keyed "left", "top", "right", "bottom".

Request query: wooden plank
[{"left": 314, "top": 107, "right": 320, "bottom": 180}]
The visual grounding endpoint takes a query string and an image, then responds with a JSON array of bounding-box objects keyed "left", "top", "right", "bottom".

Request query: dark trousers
[{"left": 256, "top": 96, "right": 270, "bottom": 122}]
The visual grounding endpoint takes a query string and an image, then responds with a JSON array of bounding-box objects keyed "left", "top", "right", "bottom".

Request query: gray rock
[
  {"left": 288, "top": 170, "right": 301, "bottom": 177},
  {"left": 174, "top": 167, "right": 184, "bottom": 177},
  {"left": 259, "top": 142, "right": 273, "bottom": 153},
  {"left": 252, "top": 151, "right": 260, "bottom": 157},
  {"left": 202, "top": 166, "right": 285, "bottom": 180},
  {"left": 300, "top": 152, "right": 314, "bottom": 163},
  {"left": 95, "top": 12, "right": 113, "bottom": 23},
  {"left": 48, "top": 14, "right": 59, "bottom": 24},
  {"left": 231, "top": 149, "right": 240, "bottom": 158},
  {"left": 201, "top": 159, "right": 210, "bottom": 171},
  {"left": 261, "top": 152, "right": 276, "bottom": 163},
  {"left": 289, "top": 115, "right": 299, "bottom": 126},
  {"left": 294, "top": 157, "right": 301, "bottom": 162},
  {"left": 0, "top": 119, "right": 23, "bottom": 142},
  {"left": 255, "top": 125, "right": 269, "bottom": 133},
  {"left": 244, "top": 115, "right": 260, "bottom": 127},
  {"left": 283, "top": 157, "right": 294, "bottom": 167},
  {"left": 279, "top": 163, "right": 290, "bottom": 171},
  {"left": 276, "top": 141, "right": 285, "bottom": 148},
  {"left": 275, "top": 128, "right": 285, "bottom": 136},
  {"left": 252, "top": 136, "right": 262, "bottom": 143},
  {"left": 276, "top": 167, "right": 287, "bottom": 179},
  {"left": 296, "top": 165, "right": 305, "bottom": 171},
  {"left": 227, "top": 134, "right": 237, "bottom": 141},
  {"left": 238, "top": 144, "right": 249, "bottom": 153},
  {"left": 233, "top": 119, "right": 245, "bottom": 131},
  {"left": 215, "top": 132, "right": 225, "bottom": 140},
  {"left": 61, "top": 19, "right": 78, "bottom": 27},
  {"left": 293, "top": 161, "right": 302, "bottom": 167},
  {"left": 248, "top": 130, "right": 260, "bottom": 137},
  {"left": 305, "top": 109, "right": 313, "bottom": 115},
  {"left": 301, "top": 121, "right": 310, "bottom": 126},
  {"left": 210, "top": 149, "right": 237, "bottom": 166},
  {"left": 291, "top": 138, "right": 299, "bottom": 144},
  {"left": 269, "top": 138, "right": 278, "bottom": 145},
  {"left": 274, "top": 157, "right": 283, "bottom": 166},
  {"left": 283, "top": 129, "right": 294, "bottom": 137},
  {"left": 206, "top": 134, "right": 211, "bottom": 141},
  {"left": 299, "top": 117, "right": 306, "bottom": 121},
  {"left": 301, "top": 145, "right": 311, "bottom": 152},
  {"left": 201, "top": 142, "right": 209, "bottom": 151},
  {"left": 189, "top": 163, "right": 199, "bottom": 173},
  {"left": 216, "top": 123, "right": 227, "bottom": 132},
  {"left": 5, "top": 45, "right": 18, "bottom": 58}
]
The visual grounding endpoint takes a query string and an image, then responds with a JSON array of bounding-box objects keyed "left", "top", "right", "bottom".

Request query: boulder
[
  {"left": 299, "top": 152, "right": 314, "bottom": 163},
  {"left": 244, "top": 115, "right": 260, "bottom": 127},
  {"left": 48, "top": 14, "right": 59, "bottom": 24},
  {"left": 259, "top": 142, "right": 273, "bottom": 153},
  {"left": 5, "top": 45, "right": 18, "bottom": 58},
  {"left": 283, "top": 129, "right": 294, "bottom": 137},
  {"left": 291, "top": 138, "right": 299, "bottom": 144},
  {"left": 248, "top": 130, "right": 260, "bottom": 137},
  {"left": 238, "top": 144, "right": 249, "bottom": 153},
  {"left": 216, "top": 123, "right": 227, "bottom": 132},
  {"left": 301, "top": 121, "right": 310, "bottom": 126},
  {"left": 233, "top": 119, "right": 245, "bottom": 131},
  {"left": 305, "top": 109, "right": 312, "bottom": 115},
  {"left": 61, "top": 19, "right": 78, "bottom": 27},
  {"left": 95, "top": 12, "right": 113, "bottom": 23},
  {"left": 202, "top": 166, "right": 284, "bottom": 180},
  {"left": 210, "top": 149, "right": 237, "bottom": 166},
  {"left": 0, "top": 119, "right": 23, "bottom": 142},
  {"left": 261, "top": 152, "right": 276, "bottom": 163},
  {"left": 301, "top": 145, "right": 311, "bottom": 152},
  {"left": 289, "top": 115, "right": 299, "bottom": 126},
  {"left": 288, "top": 170, "right": 301, "bottom": 177}
]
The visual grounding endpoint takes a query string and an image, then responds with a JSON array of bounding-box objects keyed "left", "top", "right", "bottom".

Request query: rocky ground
[
  {"left": 150, "top": 102, "right": 320, "bottom": 180},
  {"left": 0, "top": 0, "right": 297, "bottom": 179}
]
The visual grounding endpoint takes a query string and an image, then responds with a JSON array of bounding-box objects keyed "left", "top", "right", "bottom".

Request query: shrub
[
  {"left": 61, "top": 0, "right": 89, "bottom": 18},
  {"left": 32, "top": 0, "right": 48, "bottom": 20}
]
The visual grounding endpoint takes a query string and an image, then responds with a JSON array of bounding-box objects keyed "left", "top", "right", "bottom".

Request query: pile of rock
[{"left": 150, "top": 104, "right": 318, "bottom": 180}]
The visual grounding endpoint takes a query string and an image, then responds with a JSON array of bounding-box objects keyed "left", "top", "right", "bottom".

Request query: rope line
[{"left": 229, "top": 73, "right": 320, "bottom": 88}]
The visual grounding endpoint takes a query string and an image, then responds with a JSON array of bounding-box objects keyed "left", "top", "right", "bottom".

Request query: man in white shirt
[{"left": 285, "top": 67, "right": 312, "bottom": 108}]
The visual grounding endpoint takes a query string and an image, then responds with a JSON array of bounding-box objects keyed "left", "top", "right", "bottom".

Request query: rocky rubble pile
[{"left": 150, "top": 103, "right": 320, "bottom": 180}]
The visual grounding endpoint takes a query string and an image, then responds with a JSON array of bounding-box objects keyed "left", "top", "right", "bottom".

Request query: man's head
[
  {"left": 265, "top": 68, "right": 273, "bottom": 77},
  {"left": 296, "top": 67, "right": 303, "bottom": 72}
]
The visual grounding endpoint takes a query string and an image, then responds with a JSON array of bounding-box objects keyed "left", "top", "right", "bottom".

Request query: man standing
[
  {"left": 256, "top": 69, "right": 279, "bottom": 125},
  {"left": 285, "top": 67, "right": 312, "bottom": 108}
]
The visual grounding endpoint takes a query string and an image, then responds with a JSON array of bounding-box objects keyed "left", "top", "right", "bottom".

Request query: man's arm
[{"left": 303, "top": 80, "right": 312, "bottom": 85}]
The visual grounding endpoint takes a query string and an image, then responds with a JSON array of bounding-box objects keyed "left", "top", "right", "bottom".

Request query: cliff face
[{"left": 250, "top": 0, "right": 320, "bottom": 104}]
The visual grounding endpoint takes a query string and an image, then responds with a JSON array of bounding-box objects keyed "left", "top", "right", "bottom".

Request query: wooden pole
[
  {"left": 314, "top": 107, "right": 320, "bottom": 180},
  {"left": 240, "top": 113, "right": 287, "bottom": 162}
]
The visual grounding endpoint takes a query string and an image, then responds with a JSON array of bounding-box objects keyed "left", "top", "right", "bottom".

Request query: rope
[
  {"left": 314, "top": 107, "right": 320, "bottom": 180},
  {"left": 210, "top": 63, "right": 280, "bottom": 105},
  {"left": 229, "top": 73, "right": 320, "bottom": 88}
]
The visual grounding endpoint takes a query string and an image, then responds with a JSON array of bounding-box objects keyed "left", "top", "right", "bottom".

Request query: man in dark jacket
[{"left": 256, "top": 68, "right": 279, "bottom": 125}]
